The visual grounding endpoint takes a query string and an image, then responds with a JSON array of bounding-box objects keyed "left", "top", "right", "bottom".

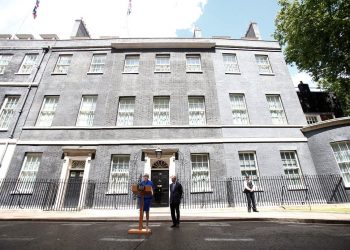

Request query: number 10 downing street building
[{"left": 0, "top": 20, "right": 349, "bottom": 211}]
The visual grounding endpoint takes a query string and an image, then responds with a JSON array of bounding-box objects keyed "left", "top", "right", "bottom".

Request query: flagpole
[
  {"left": 126, "top": 0, "right": 132, "bottom": 37},
  {"left": 126, "top": 15, "right": 130, "bottom": 37}
]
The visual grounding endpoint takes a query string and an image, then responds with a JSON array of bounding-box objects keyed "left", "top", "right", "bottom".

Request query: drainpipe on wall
[
  {"left": 9, "top": 46, "right": 49, "bottom": 139},
  {"left": 0, "top": 141, "right": 9, "bottom": 169}
]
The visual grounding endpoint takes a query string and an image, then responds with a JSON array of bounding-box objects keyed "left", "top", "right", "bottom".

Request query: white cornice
[
  {"left": 22, "top": 124, "right": 304, "bottom": 130},
  {"left": 16, "top": 137, "right": 308, "bottom": 146},
  {"left": 301, "top": 117, "right": 350, "bottom": 132},
  {"left": 0, "top": 139, "right": 17, "bottom": 144},
  {"left": 0, "top": 82, "right": 38, "bottom": 87}
]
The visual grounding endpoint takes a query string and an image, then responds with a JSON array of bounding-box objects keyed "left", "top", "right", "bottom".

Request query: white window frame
[
  {"left": 76, "top": 96, "right": 97, "bottom": 127},
  {"left": 0, "top": 54, "right": 13, "bottom": 74},
  {"left": 88, "top": 53, "right": 106, "bottom": 73},
  {"left": 186, "top": 54, "right": 201, "bottom": 72},
  {"left": 53, "top": 54, "right": 72, "bottom": 74},
  {"left": 223, "top": 53, "right": 240, "bottom": 73},
  {"left": 36, "top": 96, "right": 59, "bottom": 127},
  {"left": 15, "top": 153, "right": 42, "bottom": 194},
  {"left": 188, "top": 96, "right": 206, "bottom": 125},
  {"left": 331, "top": 141, "right": 350, "bottom": 187},
  {"left": 255, "top": 54, "right": 273, "bottom": 74},
  {"left": 123, "top": 55, "right": 140, "bottom": 73},
  {"left": 107, "top": 155, "right": 130, "bottom": 194},
  {"left": 230, "top": 93, "right": 250, "bottom": 124},
  {"left": 0, "top": 96, "right": 20, "bottom": 130},
  {"left": 305, "top": 114, "right": 320, "bottom": 124},
  {"left": 239, "top": 152, "right": 260, "bottom": 180},
  {"left": 153, "top": 96, "right": 170, "bottom": 125},
  {"left": 116, "top": 97, "right": 135, "bottom": 126},
  {"left": 155, "top": 54, "right": 170, "bottom": 72},
  {"left": 280, "top": 151, "right": 305, "bottom": 189},
  {"left": 191, "top": 154, "right": 212, "bottom": 193},
  {"left": 266, "top": 94, "right": 288, "bottom": 124},
  {"left": 18, "top": 54, "right": 38, "bottom": 74}
]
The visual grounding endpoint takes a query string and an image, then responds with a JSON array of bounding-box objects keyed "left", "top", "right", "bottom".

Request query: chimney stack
[
  {"left": 243, "top": 22, "right": 262, "bottom": 40},
  {"left": 193, "top": 27, "right": 202, "bottom": 38},
  {"left": 71, "top": 18, "right": 91, "bottom": 39},
  {"left": 298, "top": 81, "right": 311, "bottom": 93}
]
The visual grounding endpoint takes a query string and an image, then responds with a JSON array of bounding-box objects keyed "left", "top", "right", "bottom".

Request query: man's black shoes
[{"left": 170, "top": 224, "right": 177, "bottom": 228}]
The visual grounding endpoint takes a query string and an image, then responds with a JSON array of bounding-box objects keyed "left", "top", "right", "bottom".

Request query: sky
[{"left": 0, "top": 0, "right": 314, "bottom": 87}]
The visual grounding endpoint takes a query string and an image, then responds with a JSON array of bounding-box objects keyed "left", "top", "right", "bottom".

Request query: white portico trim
[
  {"left": 53, "top": 147, "right": 96, "bottom": 210},
  {"left": 141, "top": 148, "right": 177, "bottom": 179}
]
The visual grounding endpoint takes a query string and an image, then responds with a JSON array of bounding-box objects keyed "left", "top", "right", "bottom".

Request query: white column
[
  {"left": 144, "top": 156, "right": 151, "bottom": 175},
  {"left": 54, "top": 156, "right": 70, "bottom": 209},
  {"left": 169, "top": 155, "right": 175, "bottom": 184},
  {"left": 59, "top": 156, "right": 69, "bottom": 180},
  {"left": 78, "top": 156, "right": 91, "bottom": 209},
  {"left": 0, "top": 143, "right": 16, "bottom": 179}
]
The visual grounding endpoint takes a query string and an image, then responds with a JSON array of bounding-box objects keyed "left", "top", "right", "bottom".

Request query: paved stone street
[{"left": 0, "top": 221, "right": 349, "bottom": 250}]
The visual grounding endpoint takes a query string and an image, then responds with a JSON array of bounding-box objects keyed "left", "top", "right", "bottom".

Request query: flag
[
  {"left": 127, "top": 0, "right": 132, "bottom": 15},
  {"left": 32, "top": 0, "right": 40, "bottom": 19}
]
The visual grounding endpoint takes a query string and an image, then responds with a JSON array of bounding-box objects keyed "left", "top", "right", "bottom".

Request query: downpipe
[{"left": 9, "top": 46, "right": 49, "bottom": 139}]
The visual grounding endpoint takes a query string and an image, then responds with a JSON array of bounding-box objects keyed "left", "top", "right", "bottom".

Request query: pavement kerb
[
  {"left": 1, "top": 217, "right": 350, "bottom": 224},
  {"left": 1, "top": 205, "right": 350, "bottom": 224}
]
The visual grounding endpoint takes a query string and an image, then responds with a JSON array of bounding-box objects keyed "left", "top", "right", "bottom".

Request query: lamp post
[{"left": 155, "top": 147, "right": 162, "bottom": 159}]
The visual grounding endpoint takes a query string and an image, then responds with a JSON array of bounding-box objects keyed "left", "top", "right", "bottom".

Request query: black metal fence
[
  {"left": 0, "top": 175, "right": 348, "bottom": 211},
  {"left": 180, "top": 175, "right": 349, "bottom": 209},
  {"left": 0, "top": 179, "right": 138, "bottom": 211}
]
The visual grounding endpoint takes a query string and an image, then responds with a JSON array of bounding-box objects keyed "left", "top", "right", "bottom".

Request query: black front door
[
  {"left": 64, "top": 170, "right": 84, "bottom": 208},
  {"left": 151, "top": 170, "right": 169, "bottom": 207}
]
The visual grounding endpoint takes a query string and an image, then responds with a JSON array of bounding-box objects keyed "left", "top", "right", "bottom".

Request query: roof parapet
[
  {"left": 0, "top": 34, "right": 12, "bottom": 40},
  {"left": 211, "top": 36, "right": 231, "bottom": 39},
  {"left": 111, "top": 41, "right": 215, "bottom": 49},
  {"left": 99, "top": 36, "right": 119, "bottom": 39},
  {"left": 40, "top": 34, "right": 59, "bottom": 40},
  {"left": 15, "top": 34, "right": 34, "bottom": 40}
]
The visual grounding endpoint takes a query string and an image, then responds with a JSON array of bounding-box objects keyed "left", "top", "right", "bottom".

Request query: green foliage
[{"left": 274, "top": 0, "right": 350, "bottom": 114}]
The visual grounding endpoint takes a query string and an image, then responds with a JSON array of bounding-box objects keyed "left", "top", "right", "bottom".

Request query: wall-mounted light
[
  {"left": 61, "top": 152, "right": 66, "bottom": 159},
  {"left": 155, "top": 147, "right": 162, "bottom": 159}
]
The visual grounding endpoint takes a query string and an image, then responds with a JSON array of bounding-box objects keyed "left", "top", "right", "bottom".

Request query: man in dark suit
[{"left": 170, "top": 175, "right": 183, "bottom": 228}]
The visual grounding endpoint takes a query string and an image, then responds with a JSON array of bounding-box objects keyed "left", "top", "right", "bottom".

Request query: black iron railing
[{"left": 0, "top": 175, "right": 348, "bottom": 211}]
